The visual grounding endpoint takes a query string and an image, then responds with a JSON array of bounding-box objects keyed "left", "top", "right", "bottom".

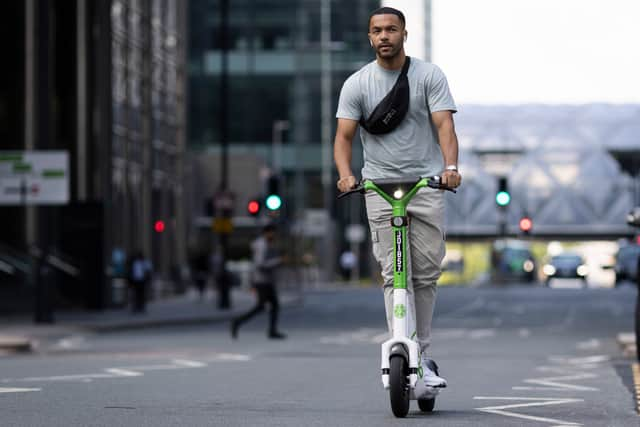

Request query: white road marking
[
  {"left": 53, "top": 335, "right": 87, "bottom": 350},
  {"left": 0, "top": 359, "right": 211, "bottom": 384},
  {"left": 204, "top": 353, "right": 251, "bottom": 362},
  {"left": 548, "top": 355, "right": 610, "bottom": 365},
  {"left": 576, "top": 339, "right": 600, "bottom": 350},
  {"left": 104, "top": 368, "right": 143, "bottom": 377},
  {"left": 371, "top": 332, "right": 390, "bottom": 343},
  {"left": 432, "top": 329, "right": 466, "bottom": 339},
  {"left": 0, "top": 387, "right": 41, "bottom": 394},
  {"left": 320, "top": 327, "right": 499, "bottom": 345},
  {"left": 469, "top": 329, "right": 496, "bottom": 339},
  {"left": 474, "top": 397, "right": 584, "bottom": 426},
  {"left": 519, "top": 373, "right": 598, "bottom": 392},
  {"left": 513, "top": 353, "right": 608, "bottom": 392},
  {"left": 173, "top": 359, "right": 208, "bottom": 367}
]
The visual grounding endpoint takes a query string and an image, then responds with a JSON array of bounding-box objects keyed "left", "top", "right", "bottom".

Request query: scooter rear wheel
[
  {"left": 389, "top": 356, "right": 410, "bottom": 417},
  {"left": 417, "top": 397, "right": 435, "bottom": 412}
]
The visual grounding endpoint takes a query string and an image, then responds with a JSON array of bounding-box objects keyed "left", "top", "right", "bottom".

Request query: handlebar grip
[{"left": 427, "top": 176, "right": 457, "bottom": 193}]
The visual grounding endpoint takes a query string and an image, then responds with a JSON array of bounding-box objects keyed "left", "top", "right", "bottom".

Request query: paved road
[{"left": 1, "top": 283, "right": 638, "bottom": 426}]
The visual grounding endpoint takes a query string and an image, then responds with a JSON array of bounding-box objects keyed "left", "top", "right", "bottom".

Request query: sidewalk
[{"left": 0, "top": 287, "right": 303, "bottom": 355}]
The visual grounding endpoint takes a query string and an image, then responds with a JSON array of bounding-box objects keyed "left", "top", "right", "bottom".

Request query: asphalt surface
[{"left": 1, "top": 282, "right": 638, "bottom": 426}]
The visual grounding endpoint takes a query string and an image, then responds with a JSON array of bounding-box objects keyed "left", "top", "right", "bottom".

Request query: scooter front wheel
[{"left": 389, "top": 355, "right": 410, "bottom": 417}]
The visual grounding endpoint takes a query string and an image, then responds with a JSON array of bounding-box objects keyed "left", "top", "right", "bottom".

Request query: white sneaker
[{"left": 420, "top": 355, "right": 447, "bottom": 388}]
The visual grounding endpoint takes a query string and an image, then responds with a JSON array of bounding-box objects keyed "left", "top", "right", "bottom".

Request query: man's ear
[{"left": 369, "top": 38, "right": 373, "bottom": 47}]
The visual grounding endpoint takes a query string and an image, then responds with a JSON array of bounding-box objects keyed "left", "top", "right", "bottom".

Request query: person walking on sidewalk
[
  {"left": 231, "top": 224, "right": 286, "bottom": 339},
  {"left": 333, "top": 7, "right": 461, "bottom": 387},
  {"left": 127, "top": 250, "right": 153, "bottom": 314}
]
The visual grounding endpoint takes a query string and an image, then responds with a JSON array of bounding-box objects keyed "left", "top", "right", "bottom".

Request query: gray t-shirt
[{"left": 336, "top": 58, "right": 457, "bottom": 179}]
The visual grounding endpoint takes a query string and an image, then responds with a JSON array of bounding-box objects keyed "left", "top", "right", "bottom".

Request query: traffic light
[
  {"left": 154, "top": 220, "right": 166, "bottom": 233},
  {"left": 519, "top": 216, "right": 533, "bottom": 234},
  {"left": 495, "top": 176, "right": 510, "bottom": 207},
  {"left": 266, "top": 174, "right": 282, "bottom": 211},
  {"left": 247, "top": 199, "right": 261, "bottom": 216}
]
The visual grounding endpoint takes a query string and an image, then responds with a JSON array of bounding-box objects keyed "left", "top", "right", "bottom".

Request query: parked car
[
  {"left": 491, "top": 241, "right": 536, "bottom": 283},
  {"left": 615, "top": 242, "right": 640, "bottom": 285},
  {"left": 543, "top": 253, "right": 588, "bottom": 285}
]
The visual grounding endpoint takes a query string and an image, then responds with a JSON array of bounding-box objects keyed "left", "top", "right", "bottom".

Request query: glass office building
[
  {"left": 0, "top": 0, "right": 187, "bottom": 312},
  {"left": 188, "top": 0, "right": 381, "bottom": 213}
]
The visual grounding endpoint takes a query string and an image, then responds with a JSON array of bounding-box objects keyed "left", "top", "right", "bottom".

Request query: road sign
[
  {"left": 0, "top": 151, "right": 69, "bottom": 205},
  {"left": 212, "top": 217, "right": 234, "bottom": 234}
]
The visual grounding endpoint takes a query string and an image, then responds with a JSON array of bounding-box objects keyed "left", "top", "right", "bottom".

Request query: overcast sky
[{"left": 392, "top": 0, "right": 640, "bottom": 104}]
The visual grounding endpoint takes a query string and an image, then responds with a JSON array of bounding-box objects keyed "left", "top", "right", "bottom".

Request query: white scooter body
[{"left": 380, "top": 288, "right": 419, "bottom": 390}]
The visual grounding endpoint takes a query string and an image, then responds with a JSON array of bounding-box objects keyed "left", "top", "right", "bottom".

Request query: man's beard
[{"left": 376, "top": 43, "right": 400, "bottom": 58}]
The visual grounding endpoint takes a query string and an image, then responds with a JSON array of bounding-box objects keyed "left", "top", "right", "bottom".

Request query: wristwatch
[{"left": 445, "top": 165, "right": 458, "bottom": 172}]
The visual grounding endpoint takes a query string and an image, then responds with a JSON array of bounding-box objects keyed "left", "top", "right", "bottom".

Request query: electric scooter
[{"left": 339, "top": 176, "right": 454, "bottom": 418}]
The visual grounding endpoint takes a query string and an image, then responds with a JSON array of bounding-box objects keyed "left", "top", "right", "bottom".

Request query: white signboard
[{"left": 0, "top": 151, "right": 69, "bottom": 205}]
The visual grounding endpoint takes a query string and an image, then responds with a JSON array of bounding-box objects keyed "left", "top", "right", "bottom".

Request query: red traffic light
[
  {"left": 247, "top": 200, "right": 260, "bottom": 216},
  {"left": 519, "top": 217, "right": 533, "bottom": 233},
  {"left": 154, "top": 220, "right": 166, "bottom": 233}
]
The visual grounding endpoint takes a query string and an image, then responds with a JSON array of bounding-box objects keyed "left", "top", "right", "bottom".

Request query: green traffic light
[
  {"left": 265, "top": 194, "right": 282, "bottom": 210},
  {"left": 496, "top": 191, "right": 511, "bottom": 206}
]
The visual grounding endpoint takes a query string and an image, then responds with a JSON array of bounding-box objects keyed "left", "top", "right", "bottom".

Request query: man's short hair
[{"left": 368, "top": 6, "right": 406, "bottom": 28}]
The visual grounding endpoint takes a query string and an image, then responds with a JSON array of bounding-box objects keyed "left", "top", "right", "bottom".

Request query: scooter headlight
[{"left": 393, "top": 189, "right": 404, "bottom": 199}]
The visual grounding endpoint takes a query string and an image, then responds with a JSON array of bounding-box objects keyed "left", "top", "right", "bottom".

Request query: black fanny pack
[{"left": 359, "top": 56, "right": 411, "bottom": 135}]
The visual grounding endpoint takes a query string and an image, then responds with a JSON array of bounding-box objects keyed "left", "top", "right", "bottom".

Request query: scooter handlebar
[{"left": 337, "top": 176, "right": 457, "bottom": 199}]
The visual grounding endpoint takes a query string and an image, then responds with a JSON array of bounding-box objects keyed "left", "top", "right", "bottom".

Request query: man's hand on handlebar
[
  {"left": 441, "top": 170, "right": 462, "bottom": 189},
  {"left": 337, "top": 175, "right": 357, "bottom": 193}
]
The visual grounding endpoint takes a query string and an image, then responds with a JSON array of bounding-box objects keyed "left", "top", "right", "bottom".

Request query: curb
[{"left": 618, "top": 332, "right": 637, "bottom": 358}]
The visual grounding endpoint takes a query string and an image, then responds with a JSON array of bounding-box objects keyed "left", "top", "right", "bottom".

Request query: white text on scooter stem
[{"left": 395, "top": 230, "right": 403, "bottom": 273}]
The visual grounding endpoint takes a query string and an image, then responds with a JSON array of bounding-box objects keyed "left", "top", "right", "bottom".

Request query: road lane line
[
  {"left": 474, "top": 397, "right": 583, "bottom": 426},
  {"left": 1, "top": 359, "right": 210, "bottom": 384},
  {"left": 522, "top": 373, "right": 598, "bottom": 392},
  {"left": 0, "top": 387, "right": 41, "bottom": 394},
  {"left": 104, "top": 369, "right": 143, "bottom": 377},
  {"left": 173, "top": 359, "right": 207, "bottom": 368}
]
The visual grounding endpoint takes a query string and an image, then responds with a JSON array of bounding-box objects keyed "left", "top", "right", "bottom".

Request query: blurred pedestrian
[
  {"left": 231, "top": 224, "right": 286, "bottom": 339},
  {"left": 127, "top": 250, "right": 153, "bottom": 314}
]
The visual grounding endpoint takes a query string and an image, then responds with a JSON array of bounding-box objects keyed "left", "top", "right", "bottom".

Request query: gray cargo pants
[{"left": 365, "top": 187, "right": 445, "bottom": 353}]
